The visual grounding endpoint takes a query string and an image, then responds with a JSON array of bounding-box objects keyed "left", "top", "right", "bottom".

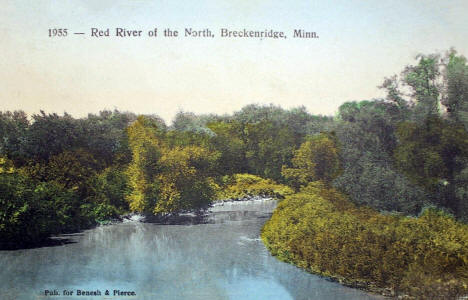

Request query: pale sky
[{"left": 1, "top": 0, "right": 467, "bottom": 122}]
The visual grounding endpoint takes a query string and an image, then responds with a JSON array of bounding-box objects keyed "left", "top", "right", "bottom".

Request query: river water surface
[{"left": 0, "top": 199, "right": 383, "bottom": 300}]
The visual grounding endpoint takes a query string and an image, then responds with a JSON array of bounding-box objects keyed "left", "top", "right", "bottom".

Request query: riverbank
[
  {"left": 1, "top": 197, "right": 380, "bottom": 300},
  {"left": 215, "top": 173, "right": 294, "bottom": 201},
  {"left": 261, "top": 182, "right": 468, "bottom": 299},
  {"left": 118, "top": 196, "right": 276, "bottom": 225},
  {"left": 213, "top": 195, "right": 274, "bottom": 204}
]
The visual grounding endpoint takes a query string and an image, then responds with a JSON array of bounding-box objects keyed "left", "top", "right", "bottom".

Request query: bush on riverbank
[
  {"left": 261, "top": 182, "right": 468, "bottom": 299},
  {"left": 216, "top": 173, "right": 294, "bottom": 201},
  {"left": 0, "top": 169, "right": 128, "bottom": 248},
  {"left": 0, "top": 173, "right": 84, "bottom": 248}
]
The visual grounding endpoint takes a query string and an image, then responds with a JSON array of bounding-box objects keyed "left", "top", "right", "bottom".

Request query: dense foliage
[
  {"left": 215, "top": 173, "right": 294, "bottom": 201},
  {"left": 0, "top": 172, "right": 82, "bottom": 248},
  {"left": 260, "top": 50, "right": 468, "bottom": 298},
  {"left": 333, "top": 100, "right": 428, "bottom": 214},
  {"left": 0, "top": 49, "right": 467, "bottom": 298},
  {"left": 332, "top": 50, "right": 468, "bottom": 220},
  {"left": 262, "top": 182, "right": 468, "bottom": 299},
  {"left": 282, "top": 133, "right": 340, "bottom": 189}
]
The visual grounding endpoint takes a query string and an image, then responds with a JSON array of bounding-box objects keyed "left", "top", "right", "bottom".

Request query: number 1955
[{"left": 48, "top": 28, "right": 68, "bottom": 37}]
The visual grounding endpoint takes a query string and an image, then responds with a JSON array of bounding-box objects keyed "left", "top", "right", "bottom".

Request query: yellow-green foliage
[
  {"left": 216, "top": 173, "right": 294, "bottom": 200},
  {"left": 282, "top": 133, "right": 340, "bottom": 189},
  {"left": 154, "top": 145, "right": 219, "bottom": 214},
  {"left": 262, "top": 182, "right": 468, "bottom": 299},
  {"left": 126, "top": 116, "right": 220, "bottom": 214},
  {"left": 125, "top": 116, "right": 163, "bottom": 212},
  {"left": 0, "top": 156, "right": 14, "bottom": 174}
]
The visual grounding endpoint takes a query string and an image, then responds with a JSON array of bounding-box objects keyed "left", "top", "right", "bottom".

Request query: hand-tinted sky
[{"left": 1, "top": 0, "right": 467, "bottom": 122}]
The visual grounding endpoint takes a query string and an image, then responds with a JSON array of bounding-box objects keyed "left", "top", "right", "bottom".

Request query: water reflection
[{"left": 0, "top": 199, "right": 383, "bottom": 300}]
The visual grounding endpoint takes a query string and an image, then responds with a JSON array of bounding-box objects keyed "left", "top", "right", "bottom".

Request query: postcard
[{"left": 1, "top": 1, "right": 467, "bottom": 299}]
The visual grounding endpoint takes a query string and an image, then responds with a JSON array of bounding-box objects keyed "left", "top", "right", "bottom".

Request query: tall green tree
[
  {"left": 207, "top": 121, "right": 247, "bottom": 175},
  {"left": 155, "top": 146, "right": 219, "bottom": 214},
  {"left": 125, "top": 116, "right": 164, "bottom": 212},
  {"left": 282, "top": 133, "right": 340, "bottom": 189},
  {"left": 442, "top": 50, "right": 468, "bottom": 130},
  {"left": 403, "top": 54, "right": 441, "bottom": 120},
  {"left": 394, "top": 116, "right": 468, "bottom": 214},
  {"left": 333, "top": 100, "right": 427, "bottom": 214},
  {"left": 0, "top": 111, "right": 29, "bottom": 165}
]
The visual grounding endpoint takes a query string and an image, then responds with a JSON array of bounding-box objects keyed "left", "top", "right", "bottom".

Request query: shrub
[
  {"left": 262, "top": 182, "right": 468, "bottom": 299},
  {"left": 0, "top": 173, "right": 81, "bottom": 248},
  {"left": 216, "top": 173, "right": 294, "bottom": 200}
]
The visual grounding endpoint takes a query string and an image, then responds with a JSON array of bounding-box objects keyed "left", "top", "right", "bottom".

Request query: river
[{"left": 0, "top": 199, "right": 383, "bottom": 300}]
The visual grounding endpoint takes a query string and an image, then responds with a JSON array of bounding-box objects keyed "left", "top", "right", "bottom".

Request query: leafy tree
[
  {"left": 20, "top": 148, "right": 103, "bottom": 198},
  {"left": 77, "top": 165, "right": 131, "bottom": 223},
  {"left": 232, "top": 104, "right": 287, "bottom": 124},
  {"left": 155, "top": 146, "right": 219, "bottom": 214},
  {"left": 394, "top": 116, "right": 468, "bottom": 214},
  {"left": 23, "top": 111, "right": 83, "bottom": 162},
  {"left": 227, "top": 104, "right": 333, "bottom": 181},
  {"left": 442, "top": 50, "right": 468, "bottom": 130},
  {"left": 380, "top": 51, "right": 468, "bottom": 125},
  {"left": 242, "top": 120, "right": 296, "bottom": 181},
  {"left": 80, "top": 110, "right": 136, "bottom": 166},
  {"left": 402, "top": 54, "right": 441, "bottom": 120},
  {"left": 92, "top": 166, "right": 130, "bottom": 210},
  {"left": 380, "top": 75, "right": 410, "bottom": 111},
  {"left": 171, "top": 111, "right": 215, "bottom": 136},
  {"left": 0, "top": 111, "right": 29, "bottom": 165},
  {"left": 207, "top": 121, "right": 247, "bottom": 175},
  {"left": 0, "top": 172, "right": 81, "bottom": 248},
  {"left": 333, "top": 152, "right": 427, "bottom": 214},
  {"left": 282, "top": 133, "right": 340, "bottom": 189},
  {"left": 333, "top": 100, "right": 426, "bottom": 214},
  {"left": 125, "top": 116, "right": 165, "bottom": 213}
]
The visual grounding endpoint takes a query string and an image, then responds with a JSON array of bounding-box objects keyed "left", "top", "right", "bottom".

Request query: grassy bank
[{"left": 261, "top": 182, "right": 468, "bottom": 299}]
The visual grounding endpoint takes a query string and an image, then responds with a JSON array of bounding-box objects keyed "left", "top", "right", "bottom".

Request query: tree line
[
  {"left": 1, "top": 49, "right": 467, "bottom": 248},
  {"left": 261, "top": 49, "right": 468, "bottom": 299}
]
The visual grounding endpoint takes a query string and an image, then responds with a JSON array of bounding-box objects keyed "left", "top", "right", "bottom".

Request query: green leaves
[
  {"left": 125, "top": 116, "right": 164, "bottom": 213},
  {"left": 262, "top": 184, "right": 468, "bottom": 298},
  {"left": 0, "top": 173, "right": 81, "bottom": 248},
  {"left": 215, "top": 173, "right": 293, "bottom": 200},
  {"left": 394, "top": 117, "right": 468, "bottom": 214},
  {"left": 282, "top": 133, "right": 340, "bottom": 189},
  {"left": 125, "top": 116, "right": 219, "bottom": 215},
  {"left": 154, "top": 145, "right": 218, "bottom": 214}
]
